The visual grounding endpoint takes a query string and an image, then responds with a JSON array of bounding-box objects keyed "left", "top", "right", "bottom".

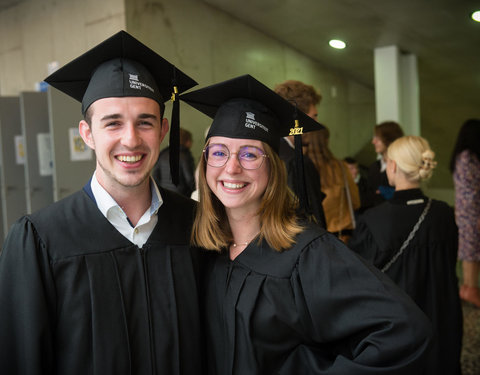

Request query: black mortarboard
[
  {"left": 181, "top": 74, "right": 324, "bottom": 215},
  {"left": 44, "top": 30, "right": 198, "bottom": 185},
  {"left": 180, "top": 74, "right": 322, "bottom": 152}
]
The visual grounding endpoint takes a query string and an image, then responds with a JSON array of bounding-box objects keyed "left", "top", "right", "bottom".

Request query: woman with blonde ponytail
[{"left": 349, "top": 135, "right": 462, "bottom": 375}]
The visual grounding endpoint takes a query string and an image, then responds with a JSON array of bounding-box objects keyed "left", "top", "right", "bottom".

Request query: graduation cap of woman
[
  {"left": 180, "top": 74, "right": 325, "bottom": 215},
  {"left": 44, "top": 30, "right": 198, "bottom": 185}
]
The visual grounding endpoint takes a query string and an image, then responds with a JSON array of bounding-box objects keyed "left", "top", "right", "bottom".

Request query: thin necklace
[
  {"left": 231, "top": 232, "right": 259, "bottom": 248},
  {"left": 232, "top": 241, "right": 250, "bottom": 248}
]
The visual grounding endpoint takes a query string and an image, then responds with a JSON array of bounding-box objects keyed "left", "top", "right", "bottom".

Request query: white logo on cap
[
  {"left": 244, "top": 111, "right": 269, "bottom": 133},
  {"left": 128, "top": 73, "right": 154, "bottom": 93}
]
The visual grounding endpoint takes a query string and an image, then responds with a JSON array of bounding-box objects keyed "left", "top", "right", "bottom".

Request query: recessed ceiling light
[
  {"left": 472, "top": 10, "right": 480, "bottom": 22},
  {"left": 329, "top": 39, "right": 346, "bottom": 49}
]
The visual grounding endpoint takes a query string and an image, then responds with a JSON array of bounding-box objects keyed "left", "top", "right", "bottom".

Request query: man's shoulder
[
  {"left": 157, "top": 188, "right": 197, "bottom": 225},
  {"left": 29, "top": 190, "right": 92, "bottom": 224},
  {"left": 6, "top": 190, "right": 120, "bottom": 260},
  {"left": 160, "top": 188, "right": 196, "bottom": 210}
]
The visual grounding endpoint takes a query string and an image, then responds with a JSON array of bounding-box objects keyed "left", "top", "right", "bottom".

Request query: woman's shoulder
[
  {"left": 458, "top": 149, "right": 480, "bottom": 166},
  {"left": 426, "top": 198, "right": 455, "bottom": 224},
  {"left": 233, "top": 223, "right": 329, "bottom": 278}
]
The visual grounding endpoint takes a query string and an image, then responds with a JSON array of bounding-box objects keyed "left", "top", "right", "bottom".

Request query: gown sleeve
[
  {"left": 0, "top": 217, "right": 56, "bottom": 375},
  {"left": 281, "top": 234, "right": 431, "bottom": 374},
  {"left": 347, "top": 215, "right": 382, "bottom": 265}
]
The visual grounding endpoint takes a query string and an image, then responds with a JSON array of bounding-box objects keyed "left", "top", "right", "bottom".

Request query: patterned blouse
[{"left": 454, "top": 150, "right": 480, "bottom": 261}]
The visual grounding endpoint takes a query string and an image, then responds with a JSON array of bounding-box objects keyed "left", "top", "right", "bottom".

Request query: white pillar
[{"left": 374, "top": 45, "right": 420, "bottom": 135}]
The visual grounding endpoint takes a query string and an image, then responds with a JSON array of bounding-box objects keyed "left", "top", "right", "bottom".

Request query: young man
[{"left": 0, "top": 31, "right": 203, "bottom": 375}]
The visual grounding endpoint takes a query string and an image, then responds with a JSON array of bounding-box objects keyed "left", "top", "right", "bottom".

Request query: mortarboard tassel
[
  {"left": 290, "top": 109, "right": 311, "bottom": 218},
  {"left": 169, "top": 82, "right": 180, "bottom": 186}
]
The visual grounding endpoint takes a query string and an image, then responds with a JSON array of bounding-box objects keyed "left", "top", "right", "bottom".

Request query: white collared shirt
[
  {"left": 90, "top": 173, "right": 163, "bottom": 248},
  {"left": 377, "top": 153, "right": 387, "bottom": 172},
  {"left": 283, "top": 136, "right": 295, "bottom": 149},
  {"left": 380, "top": 157, "right": 387, "bottom": 173}
]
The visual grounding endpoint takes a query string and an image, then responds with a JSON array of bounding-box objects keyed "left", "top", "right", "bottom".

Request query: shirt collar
[
  {"left": 379, "top": 156, "right": 387, "bottom": 172},
  {"left": 91, "top": 173, "right": 163, "bottom": 218},
  {"left": 283, "top": 136, "right": 295, "bottom": 149}
]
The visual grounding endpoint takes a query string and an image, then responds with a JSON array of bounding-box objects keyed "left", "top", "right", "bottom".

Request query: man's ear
[
  {"left": 79, "top": 120, "right": 95, "bottom": 150},
  {"left": 159, "top": 118, "right": 170, "bottom": 143}
]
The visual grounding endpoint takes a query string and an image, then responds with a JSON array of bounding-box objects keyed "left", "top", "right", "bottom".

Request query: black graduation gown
[
  {"left": 0, "top": 188, "right": 203, "bottom": 375},
  {"left": 365, "top": 160, "right": 392, "bottom": 208},
  {"left": 278, "top": 138, "right": 327, "bottom": 228},
  {"left": 152, "top": 145, "right": 196, "bottom": 197},
  {"left": 348, "top": 189, "right": 462, "bottom": 375},
  {"left": 204, "top": 223, "right": 432, "bottom": 375}
]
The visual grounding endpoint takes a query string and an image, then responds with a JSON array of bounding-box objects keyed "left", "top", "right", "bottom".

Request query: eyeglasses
[{"left": 203, "top": 143, "right": 268, "bottom": 170}]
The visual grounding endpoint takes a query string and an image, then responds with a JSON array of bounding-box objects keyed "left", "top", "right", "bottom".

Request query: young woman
[
  {"left": 182, "top": 75, "right": 431, "bottom": 375},
  {"left": 303, "top": 127, "right": 360, "bottom": 242},
  {"left": 450, "top": 119, "right": 480, "bottom": 308},
  {"left": 349, "top": 135, "right": 463, "bottom": 375}
]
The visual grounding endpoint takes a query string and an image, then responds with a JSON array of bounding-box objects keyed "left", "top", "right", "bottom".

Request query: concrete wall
[
  {"left": 1, "top": 0, "right": 386, "bottom": 196},
  {"left": 124, "top": 0, "right": 376, "bottom": 165},
  {"left": 0, "top": 0, "right": 126, "bottom": 95}
]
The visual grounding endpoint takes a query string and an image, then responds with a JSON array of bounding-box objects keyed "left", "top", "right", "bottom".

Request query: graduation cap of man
[
  {"left": 180, "top": 74, "right": 324, "bottom": 213},
  {"left": 44, "top": 30, "right": 198, "bottom": 185}
]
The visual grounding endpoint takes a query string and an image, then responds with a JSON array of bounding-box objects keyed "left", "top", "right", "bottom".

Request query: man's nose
[{"left": 122, "top": 124, "right": 141, "bottom": 147}]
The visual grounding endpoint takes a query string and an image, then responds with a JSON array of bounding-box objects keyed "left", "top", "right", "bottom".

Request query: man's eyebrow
[
  {"left": 138, "top": 113, "right": 158, "bottom": 120},
  {"left": 99, "top": 113, "right": 159, "bottom": 121},
  {"left": 100, "top": 113, "right": 123, "bottom": 121}
]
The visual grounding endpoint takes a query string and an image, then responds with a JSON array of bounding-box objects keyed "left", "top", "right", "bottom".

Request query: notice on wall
[
  {"left": 14, "top": 135, "right": 26, "bottom": 165},
  {"left": 37, "top": 133, "right": 53, "bottom": 176},
  {"left": 69, "top": 127, "right": 92, "bottom": 161}
]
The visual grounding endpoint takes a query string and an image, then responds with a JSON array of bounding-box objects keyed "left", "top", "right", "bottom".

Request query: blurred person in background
[
  {"left": 349, "top": 135, "right": 462, "bottom": 375},
  {"left": 153, "top": 127, "right": 196, "bottom": 197},
  {"left": 365, "top": 121, "right": 404, "bottom": 208},
  {"left": 344, "top": 156, "right": 368, "bottom": 214},
  {"left": 304, "top": 127, "right": 360, "bottom": 243},
  {"left": 274, "top": 79, "right": 326, "bottom": 228},
  {"left": 450, "top": 118, "right": 480, "bottom": 308}
]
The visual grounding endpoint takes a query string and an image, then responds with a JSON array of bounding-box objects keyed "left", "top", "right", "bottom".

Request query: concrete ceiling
[{"left": 203, "top": 0, "right": 480, "bottom": 111}]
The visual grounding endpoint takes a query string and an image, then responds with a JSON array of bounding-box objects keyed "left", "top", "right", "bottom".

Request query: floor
[{"left": 461, "top": 300, "right": 480, "bottom": 374}]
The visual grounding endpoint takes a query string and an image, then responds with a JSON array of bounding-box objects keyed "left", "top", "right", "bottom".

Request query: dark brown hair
[{"left": 374, "top": 121, "right": 404, "bottom": 147}]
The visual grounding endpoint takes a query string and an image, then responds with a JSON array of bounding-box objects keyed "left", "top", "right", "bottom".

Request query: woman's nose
[{"left": 224, "top": 153, "right": 242, "bottom": 173}]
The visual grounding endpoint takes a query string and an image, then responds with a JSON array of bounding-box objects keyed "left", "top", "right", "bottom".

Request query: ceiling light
[
  {"left": 472, "top": 11, "right": 480, "bottom": 22},
  {"left": 329, "top": 39, "right": 346, "bottom": 49}
]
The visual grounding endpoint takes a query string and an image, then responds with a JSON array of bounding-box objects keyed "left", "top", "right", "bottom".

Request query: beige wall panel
[
  {"left": 0, "top": 5, "right": 22, "bottom": 52},
  {"left": 0, "top": 48, "right": 26, "bottom": 95},
  {"left": 1, "top": 0, "right": 376, "bottom": 186},
  {"left": 346, "top": 81, "right": 376, "bottom": 162},
  {"left": 0, "top": 0, "right": 126, "bottom": 96},
  {"left": 125, "top": 0, "right": 375, "bottom": 163},
  {"left": 127, "top": 0, "right": 215, "bottom": 82}
]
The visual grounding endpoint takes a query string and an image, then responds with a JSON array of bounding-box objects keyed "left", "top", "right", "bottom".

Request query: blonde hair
[
  {"left": 387, "top": 135, "right": 437, "bottom": 182},
  {"left": 191, "top": 141, "right": 304, "bottom": 251}
]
